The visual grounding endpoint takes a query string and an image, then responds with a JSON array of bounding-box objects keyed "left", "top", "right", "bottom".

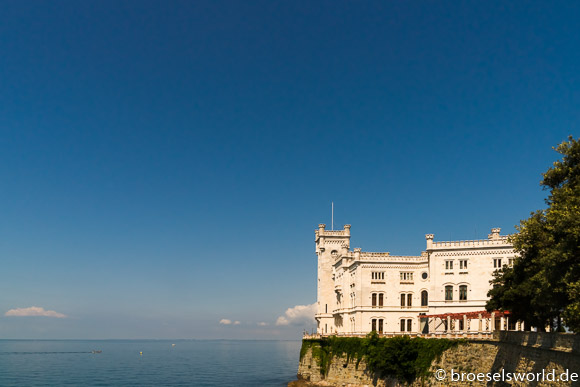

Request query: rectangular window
[
  {"left": 445, "top": 285, "right": 453, "bottom": 301},
  {"left": 372, "top": 293, "right": 377, "bottom": 307},
  {"left": 407, "top": 294, "right": 412, "bottom": 307},
  {"left": 371, "top": 319, "right": 376, "bottom": 332},
  {"left": 400, "top": 319, "right": 405, "bottom": 332},
  {"left": 378, "top": 319, "right": 383, "bottom": 333},
  {"left": 400, "top": 294, "right": 405, "bottom": 307},
  {"left": 445, "top": 260, "right": 454, "bottom": 270},
  {"left": 378, "top": 293, "right": 384, "bottom": 307},
  {"left": 459, "top": 260, "right": 467, "bottom": 269},
  {"left": 400, "top": 272, "right": 413, "bottom": 281},
  {"left": 494, "top": 258, "right": 502, "bottom": 268},
  {"left": 407, "top": 319, "right": 412, "bottom": 332}
]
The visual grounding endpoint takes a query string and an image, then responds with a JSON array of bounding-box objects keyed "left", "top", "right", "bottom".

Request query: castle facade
[{"left": 315, "top": 224, "right": 516, "bottom": 335}]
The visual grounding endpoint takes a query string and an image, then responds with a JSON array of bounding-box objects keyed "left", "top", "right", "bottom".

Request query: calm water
[{"left": 0, "top": 340, "right": 301, "bottom": 386}]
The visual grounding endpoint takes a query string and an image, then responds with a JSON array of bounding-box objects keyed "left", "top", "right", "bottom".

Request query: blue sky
[{"left": 0, "top": 1, "right": 578, "bottom": 339}]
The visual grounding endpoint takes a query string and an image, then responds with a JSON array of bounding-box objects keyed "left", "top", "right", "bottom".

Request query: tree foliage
[{"left": 487, "top": 136, "right": 580, "bottom": 332}]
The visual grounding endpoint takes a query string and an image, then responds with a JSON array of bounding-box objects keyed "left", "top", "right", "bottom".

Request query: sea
[{"left": 0, "top": 339, "right": 301, "bottom": 386}]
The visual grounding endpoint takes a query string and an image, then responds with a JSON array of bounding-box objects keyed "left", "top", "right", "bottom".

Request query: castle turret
[
  {"left": 488, "top": 228, "right": 501, "bottom": 240},
  {"left": 425, "top": 234, "right": 434, "bottom": 249},
  {"left": 315, "top": 224, "right": 351, "bottom": 334}
]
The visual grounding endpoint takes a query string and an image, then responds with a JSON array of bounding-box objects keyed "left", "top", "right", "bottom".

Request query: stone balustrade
[{"left": 431, "top": 238, "right": 510, "bottom": 248}]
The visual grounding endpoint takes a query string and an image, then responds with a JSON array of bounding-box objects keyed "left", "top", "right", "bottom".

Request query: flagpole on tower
[{"left": 331, "top": 202, "right": 334, "bottom": 231}]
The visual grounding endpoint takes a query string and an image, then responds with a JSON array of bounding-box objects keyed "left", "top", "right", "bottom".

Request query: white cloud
[
  {"left": 5, "top": 306, "right": 67, "bottom": 318},
  {"left": 220, "top": 319, "right": 241, "bottom": 326},
  {"left": 276, "top": 303, "right": 316, "bottom": 326},
  {"left": 257, "top": 322, "right": 268, "bottom": 326}
]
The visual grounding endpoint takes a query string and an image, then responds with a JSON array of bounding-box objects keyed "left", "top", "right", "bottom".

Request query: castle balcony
[
  {"left": 303, "top": 331, "right": 497, "bottom": 340},
  {"left": 314, "top": 313, "right": 333, "bottom": 320}
]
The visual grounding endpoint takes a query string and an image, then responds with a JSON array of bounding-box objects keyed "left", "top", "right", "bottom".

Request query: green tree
[{"left": 487, "top": 136, "right": 580, "bottom": 332}]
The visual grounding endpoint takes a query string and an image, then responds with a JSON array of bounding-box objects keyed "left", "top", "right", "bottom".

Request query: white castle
[{"left": 315, "top": 224, "right": 518, "bottom": 336}]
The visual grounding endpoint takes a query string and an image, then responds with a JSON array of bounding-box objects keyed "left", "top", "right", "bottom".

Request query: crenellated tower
[{"left": 315, "top": 223, "right": 351, "bottom": 334}]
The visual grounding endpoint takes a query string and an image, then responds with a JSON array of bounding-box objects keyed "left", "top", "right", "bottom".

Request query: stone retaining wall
[{"left": 292, "top": 332, "right": 580, "bottom": 386}]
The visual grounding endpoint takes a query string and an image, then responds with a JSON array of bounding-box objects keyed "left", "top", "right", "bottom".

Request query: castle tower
[{"left": 315, "top": 223, "right": 351, "bottom": 334}]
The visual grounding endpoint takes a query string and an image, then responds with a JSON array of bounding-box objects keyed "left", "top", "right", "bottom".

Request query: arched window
[
  {"left": 372, "top": 293, "right": 377, "bottom": 307},
  {"left": 378, "top": 293, "right": 384, "bottom": 307},
  {"left": 445, "top": 285, "right": 453, "bottom": 301},
  {"left": 407, "top": 294, "right": 412, "bottom": 307},
  {"left": 400, "top": 319, "right": 413, "bottom": 332},
  {"left": 400, "top": 294, "right": 405, "bottom": 307},
  {"left": 421, "top": 290, "right": 428, "bottom": 306},
  {"left": 459, "top": 285, "right": 467, "bottom": 300}
]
